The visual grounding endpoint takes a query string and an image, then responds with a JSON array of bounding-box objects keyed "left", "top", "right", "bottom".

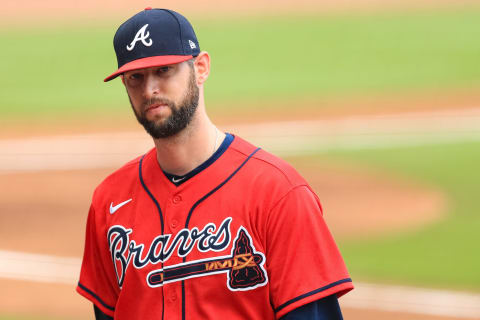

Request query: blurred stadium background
[{"left": 1, "top": 1, "right": 480, "bottom": 319}]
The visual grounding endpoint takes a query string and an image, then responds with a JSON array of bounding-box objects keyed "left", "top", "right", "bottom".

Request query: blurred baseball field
[
  {"left": 2, "top": 5, "right": 480, "bottom": 118},
  {"left": 1, "top": 1, "right": 480, "bottom": 319}
]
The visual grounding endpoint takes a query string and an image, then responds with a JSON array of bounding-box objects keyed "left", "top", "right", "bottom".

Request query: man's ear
[
  {"left": 120, "top": 74, "right": 125, "bottom": 85},
  {"left": 194, "top": 51, "right": 210, "bottom": 86}
]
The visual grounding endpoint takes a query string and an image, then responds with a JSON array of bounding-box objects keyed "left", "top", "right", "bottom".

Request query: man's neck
[{"left": 153, "top": 114, "right": 225, "bottom": 176}]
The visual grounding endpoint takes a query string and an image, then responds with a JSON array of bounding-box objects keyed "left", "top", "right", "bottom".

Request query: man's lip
[{"left": 145, "top": 103, "right": 167, "bottom": 111}]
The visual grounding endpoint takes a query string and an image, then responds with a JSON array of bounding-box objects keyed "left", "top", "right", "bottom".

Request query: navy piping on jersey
[
  {"left": 274, "top": 278, "right": 353, "bottom": 313},
  {"left": 78, "top": 282, "right": 115, "bottom": 312},
  {"left": 181, "top": 147, "right": 261, "bottom": 320},
  {"left": 139, "top": 155, "right": 165, "bottom": 237},
  {"left": 94, "top": 305, "right": 114, "bottom": 320},
  {"left": 163, "top": 133, "right": 234, "bottom": 186},
  {"left": 138, "top": 155, "right": 165, "bottom": 320}
]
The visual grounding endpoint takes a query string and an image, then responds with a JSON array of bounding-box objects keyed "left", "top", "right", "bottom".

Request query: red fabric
[
  {"left": 76, "top": 136, "right": 353, "bottom": 319},
  {"left": 104, "top": 55, "right": 193, "bottom": 82}
]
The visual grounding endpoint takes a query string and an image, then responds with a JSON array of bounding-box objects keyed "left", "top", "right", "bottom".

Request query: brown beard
[{"left": 129, "top": 66, "right": 199, "bottom": 139}]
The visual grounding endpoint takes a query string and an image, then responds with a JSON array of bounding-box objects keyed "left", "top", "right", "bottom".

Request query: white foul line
[
  {"left": 0, "top": 249, "right": 479, "bottom": 318},
  {"left": 341, "top": 282, "right": 480, "bottom": 319},
  {"left": 1, "top": 108, "right": 480, "bottom": 173},
  {"left": 0, "top": 250, "right": 81, "bottom": 285}
]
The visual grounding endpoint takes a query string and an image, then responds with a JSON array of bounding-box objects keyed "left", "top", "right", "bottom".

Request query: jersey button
[
  {"left": 170, "top": 293, "right": 177, "bottom": 301},
  {"left": 172, "top": 195, "right": 182, "bottom": 204},
  {"left": 171, "top": 219, "right": 178, "bottom": 229}
]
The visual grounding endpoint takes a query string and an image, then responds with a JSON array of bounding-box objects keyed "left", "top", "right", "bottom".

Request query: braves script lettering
[{"left": 108, "top": 217, "right": 232, "bottom": 287}]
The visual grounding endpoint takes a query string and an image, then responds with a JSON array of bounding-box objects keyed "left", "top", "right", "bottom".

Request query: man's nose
[{"left": 144, "top": 74, "right": 162, "bottom": 98}]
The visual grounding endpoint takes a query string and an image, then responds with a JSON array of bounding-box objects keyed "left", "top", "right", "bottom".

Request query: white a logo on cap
[{"left": 127, "top": 24, "right": 153, "bottom": 51}]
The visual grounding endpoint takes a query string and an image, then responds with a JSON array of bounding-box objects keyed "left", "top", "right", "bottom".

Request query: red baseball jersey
[{"left": 77, "top": 134, "right": 353, "bottom": 319}]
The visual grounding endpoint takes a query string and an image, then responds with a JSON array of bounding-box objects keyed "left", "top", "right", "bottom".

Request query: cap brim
[{"left": 104, "top": 55, "right": 193, "bottom": 82}]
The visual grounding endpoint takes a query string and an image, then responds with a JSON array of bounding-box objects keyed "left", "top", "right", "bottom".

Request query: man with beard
[{"left": 77, "top": 8, "right": 353, "bottom": 320}]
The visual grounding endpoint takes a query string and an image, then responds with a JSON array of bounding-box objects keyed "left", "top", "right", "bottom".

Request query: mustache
[{"left": 142, "top": 97, "right": 175, "bottom": 109}]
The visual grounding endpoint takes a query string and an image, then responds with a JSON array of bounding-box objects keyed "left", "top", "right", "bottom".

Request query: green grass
[
  {"left": 292, "top": 141, "right": 480, "bottom": 291},
  {"left": 1, "top": 6, "right": 480, "bottom": 118},
  {"left": 201, "top": 8, "right": 480, "bottom": 103}
]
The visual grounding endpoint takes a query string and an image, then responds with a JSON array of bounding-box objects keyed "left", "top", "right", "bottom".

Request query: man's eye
[
  {"left": 129, "top": 73, "right": 143, "bottom": 80},
  {"left": 157, "top": 66, "right": 171, "bottom": 74}
]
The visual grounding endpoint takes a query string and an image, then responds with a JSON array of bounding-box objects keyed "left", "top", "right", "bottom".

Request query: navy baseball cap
[{"left": 104, "top": 8, "right": 201, "bottom": 82}]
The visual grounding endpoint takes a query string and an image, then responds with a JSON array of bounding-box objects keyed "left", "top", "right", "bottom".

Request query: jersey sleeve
[
  {"left": 94, "top": 304, "right": 115, "bottom": 320},
  {"left": 265, "top": 185, "right": 353, "bottom": 319},
  {"left": 279, "top": 295, "right": 343, "bottom": 320},
  {"left": 76, "top": 203, "right": 119, "bottom": 317}
]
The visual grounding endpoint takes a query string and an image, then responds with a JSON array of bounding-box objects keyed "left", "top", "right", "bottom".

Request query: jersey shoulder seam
[
  {"left": 267, "top": 184, "right": 310, "bottom": 215},
  {"left": 229, "top": 146, "right": 301, "bottom": 188},
  {"left": 94, "top": 154, "right": 143, "bottom": 190}
]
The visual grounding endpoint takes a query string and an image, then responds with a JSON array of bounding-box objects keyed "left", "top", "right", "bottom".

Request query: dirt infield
[
  {"left": 342, "top": 308, "right": 471, "bottom": 320},
  {"left": 0, "top": 279, "right": 89, "bottom": 319},
  {"left": 292, "top": 158, "right": 445, "bottom": 240}
]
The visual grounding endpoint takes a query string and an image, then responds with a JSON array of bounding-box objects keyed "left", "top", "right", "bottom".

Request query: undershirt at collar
[{"left": 162, "top": 133, "right": 234, "bottom": 186}]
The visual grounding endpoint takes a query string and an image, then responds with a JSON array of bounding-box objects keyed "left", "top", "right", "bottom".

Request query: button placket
[
  {"left": 162, "top": 190, "right": 189, "bottom": 317},
  {"left": 172, "top": 194, "right": 182, "bottom": 204},
  {"left": 170, "top": 219, "right": 178, "bottom": 229},
  {"left": 169, "top": 194, "right": 182, "bottom": 230}
]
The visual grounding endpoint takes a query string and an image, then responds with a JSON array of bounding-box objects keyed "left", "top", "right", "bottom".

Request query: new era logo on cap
[{"left": 104, "top": 8, "right": 201, "bottom": 82}]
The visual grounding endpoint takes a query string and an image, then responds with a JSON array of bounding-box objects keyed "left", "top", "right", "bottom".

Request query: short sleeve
[
  {"left": 265, "top": 185, "right": 353, "bottom": 319},
  {"left": 76, "top": 204, "right": 119, "bottom": 317},
  {"left": 280, "top": 295, "right": 343, "bottom": 320}
]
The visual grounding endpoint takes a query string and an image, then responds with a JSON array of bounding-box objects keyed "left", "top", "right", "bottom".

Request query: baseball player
[{"left": 77, "top": 8, "right": 353, "bottom": 320}]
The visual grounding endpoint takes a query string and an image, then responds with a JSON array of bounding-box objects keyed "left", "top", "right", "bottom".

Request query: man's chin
[
  {"left": 139, "top": 119, "right": 175, "bottom": 139},
  {"left": 145, "top": 117, "right": 168, "bottom": 127},
  {"left": 145, "top": 105, "right": 172, "bottom": 120}
]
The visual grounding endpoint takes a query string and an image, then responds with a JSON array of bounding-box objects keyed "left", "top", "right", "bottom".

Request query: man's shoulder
[
  {"left": 230, "top": 135, "right": 307, "bottom": 188},
  {"left": 92, "top": 150, "right": 151, "bottom": 199}
]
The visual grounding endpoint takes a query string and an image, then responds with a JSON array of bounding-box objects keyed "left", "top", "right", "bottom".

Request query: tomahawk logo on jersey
[{"left": 77, "top": 136, "right": 353, "bottom": 320}]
